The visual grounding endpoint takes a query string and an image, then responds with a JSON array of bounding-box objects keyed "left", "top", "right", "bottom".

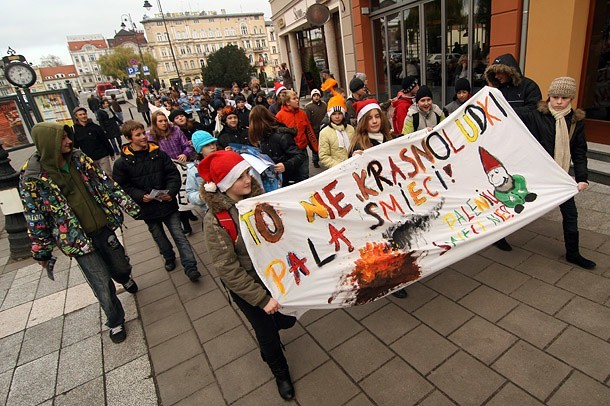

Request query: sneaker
[
  {"left": 566, "top": 254, "right": 596, "bottom": 270},
  {"left": 122, "top": 278, "right": 138, "bottom": 294},
  {"left": 186, "top": 268, "right": 201, "bottom": 282},
  {"left": 183, "top": 224, "right": 193, "bottom": 236},
  {"left": 493, "top": 238, "right": 513, "bottom": 252},
  {"left": 165, "top": 258, "right": 176, "bottom": 272},
  {"left": 391, "top": 288, "right": 408, "bottom": 299},
  {"left": 109, "top": 324, "right": 127, "bottom": 343}
]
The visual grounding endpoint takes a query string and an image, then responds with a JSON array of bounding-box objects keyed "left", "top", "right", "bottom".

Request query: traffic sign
[
  {"left": 126, "top": 66, "right": 140, "bottom": 77},
  {"left": 142, "top": 65, "right": 150, "bottom": 75},
  {"left": 130, "top": 58, "right": 138, "bottom": 66}
]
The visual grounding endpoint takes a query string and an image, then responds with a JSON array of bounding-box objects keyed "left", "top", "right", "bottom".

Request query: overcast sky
[{"left": 3, "top": 0, "right": 272, "bottom": 66}]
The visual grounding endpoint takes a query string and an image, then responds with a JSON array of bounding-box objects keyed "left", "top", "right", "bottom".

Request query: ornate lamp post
[{"left": 143, "top": 0, "right": 182, "bottom": 89}]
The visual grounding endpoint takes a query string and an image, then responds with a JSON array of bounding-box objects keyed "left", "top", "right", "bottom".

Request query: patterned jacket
[{"left": 19, "top": 134, "right": 140, "bottom": 261}]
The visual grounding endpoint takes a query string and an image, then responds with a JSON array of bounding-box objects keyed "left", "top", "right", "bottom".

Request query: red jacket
[
  {"left": 391, "top": 93, "right": 414, "bottom": 134},
  {"left": 275, "top": 105, "right": 318, "bottom": 152}
]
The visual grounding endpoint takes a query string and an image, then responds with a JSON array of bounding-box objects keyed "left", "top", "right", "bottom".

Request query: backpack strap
[
  {"left": 412, "top": 113, "right": 419, "bottom": 131},
  {"left": 214, "top": 210, "right": 238, "bottom": 244}
]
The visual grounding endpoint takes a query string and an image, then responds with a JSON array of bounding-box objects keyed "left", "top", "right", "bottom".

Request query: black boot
[
  {"left": 267, "top": 354, "right": 294, "bottom": 400},
  {"left": 494, "top": 238, "right": 512, "bottom": 251},
  {"left": 179, "top": 211, "right": 193, "bottom": 235},
  {"left": 565, "top": 231, "right": 596, "bottom": 269}
]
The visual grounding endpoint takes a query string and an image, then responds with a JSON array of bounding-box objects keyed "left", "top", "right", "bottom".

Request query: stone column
[
  {"left": 324, "top": 18, "right": 341, "bottom": 87},
  {"left": 288, "top": 32, "right": 302, "bottom": 95}
]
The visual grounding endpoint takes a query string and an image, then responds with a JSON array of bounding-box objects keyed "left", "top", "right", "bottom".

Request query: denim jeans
[
  {"left": 108, "top": 137, "right": 121, "bottom": 155},
  {"left": 75, "top": 227, "right": 131, "bottom": 328},
  {"left": 145, "top": 211, "right": 197, "bottom": 272}
]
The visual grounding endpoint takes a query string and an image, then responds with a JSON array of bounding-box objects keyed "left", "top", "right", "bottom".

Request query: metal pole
[{"left": 157, "top": 0, "right": 182, "bottom": 89}]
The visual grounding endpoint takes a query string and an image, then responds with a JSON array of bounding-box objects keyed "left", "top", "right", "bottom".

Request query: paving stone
[
  {"left": 67, "top": 266, "right": 85, "bottom": 288},
  {"left": 35, "top": 269, "right": 69, "bottom": 299},
  {"left": 12, "top": 264, "right": 41, "bottom": 285},
  {"left": 106, "top": 354, "right": 157, "bottom": 406},
  {"left": 424, "top": 268, "right": 480, "bottom": 300},
  {"left": 0, "top": 330, "right": 24, "bottom": 374},
  {"left": 417, "top": 390, "right": 454, "bottom": 406},
  {"left": 176, "top": 273, "right": 216, "bottom": 302},
  {"left": 498, "top": 304, "right": 567, "bottom": 349},
  {"left": 0, "top": 370, "right": 12, "bottom": 406},
  {"left": 510, "top": 278, "right": 574, "bottom": 315},
  {"left": 132, "top": 267, "right": 170, "bottom": 290},
  {"left": 54, "top": 376, "right": 104, "bottom": 406},
  {"left": 0, "top": 302, "right": 31, "bottom": 339},
  {"left": 139, "top": 293, "right": 183, "bottom": 325},
  {"left": 389, "top": 281, "right": 438, "bottom": 312},
  {"left": 192, "top": 305, "right": 241, "bottom": 343},
  {"left": 458, "top": 285, "right": 519, "bottom": 322},
  {"left": 307, "top": 309, "right": 363, "bottom": 350},
  {"left": 0, "top": 272, "right": 15, "bottom": 292},
  {"left": 429, "top": 351, "right": 505, "bottom": 405},
  {"left": 144, "top": 310, "right": 193, "bottom": 347},
  {"left": 413, "top": 295, "right": 473, "bottom": 336},
  {"left": 232, "top": 378, "right": 292, "bottom": 406},
  {"left": 448, "top": 316, "right": 518, "bottom": 365},
  {"left": 279, "top": 319, "right": 306, "bottom": 345},
  {"left": 293, "top": 360, "right": 360, "bottom": 406},
  {"left": 203, "top": 325, "right": 256, "bottom": 369},
  {"left": 479, "top": 244, "right": 533, "bottom": 268},
  {"left": 135, "top": 278, "right": 175, "bottom": 307},
  {"left": 62, "top": 304, "right": 100, "bottom": 347},
  {"left": 64, "top": 283, "right": 97, "bottom": 314},
  {"left": 7, "top": 351, "right": 58, "bottom": 406},
  {"left": 175, "top": 383, "right": 226, "bottom": 406},
  {"left": 360, "top": 357, "right": 433, "bottom": 405},
  {"left": 555, "top": 296, "right": 610, "bottom": 340},
  {"left": 515, "top": 254, "right": 572, "bottom": 284},
  {"left": 330, "top": 330, "right": 394, "bottom": 382},
  {"left": 487, "top": 383, "right": 543, "bottom": 405},
  {"left": 390, "top": 324, "right": 457, "bottom": 374},
  {"left": 361, "top": 302, "right": 420, "bottom": 344},
  {"left": 449, "top": 253, "right": 494, "bottom": 277},
  {"left": 492, "top": 340, "right": 571, "bottom": 401},
  {"left": 520, "top": 235, "right": 565, "bottom": 261},
  {"left": 297, "top": 308, "right": 335, "bottom": 326},
  {"left": 546, "top": 326, "right": 610, "bottom": 382},
  {"left": 184, "top": 289, "right": 229, "bottom": 321},
  {"left": 18, "top": 316, "right": 63, "bottom": 366},
  {"left": 284, "top": 333, "right": 329, "bottom": 380},
  {"left": 547, "top": 371, "right": 610, "bottom": 406},
  {"left": 56, "top": 335, "right": 102, "bottom": 394},
  {"left": 102, "top": 319, "right": 148, "bottom": 372},
  {"left": 150, "top": 330, "right": 202, "bottom": 374},
  {"left": 215, "top": 350, "right": 272, "bottom": 404},
  {"left": 27, "top": 290, "right": 66, "bottom": 328},
  {"left": 344, "top": 297, "right": 388, "bottom": 320},
  {"left": 474, "top": 262, "right": 530, "bottom": 294},
  {"left": 506, "top": 227, "right": 538, "bottom": 248},
  {"left": 556, "top": 268, "right": 610, "bottom": 303},
  {"left": 0, "top": 279, "right": 37, "bottom": 311},
  {"left": 156, "top": 354, "right": 214, "bottom": 405}
]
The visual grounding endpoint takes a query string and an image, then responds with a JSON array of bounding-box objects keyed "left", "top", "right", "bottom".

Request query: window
[
  {"left": 209, "top": 18, "right": 214, "bottom": 23},
  {"left": 193, "top": 30, "right": 199, "bottom": 39},
  {"left": 253, "top": 27, "right": 258, "bottom": 34},
  {"left": 175, "top": 20, "right": 182, "bottom": 25},
  {"left": 89, "top": 55, "right": 95, "bottom": 61},
  {"left": 157, "top": 22, "right": 163, "bottom": 26},
  {"left": 272, "top": 46, "right": 277, "bottom": 54},
  {"left": 190, "top": 60, "right": 195, "bottom": 69},
  {"left": 156, "top": 33, "right": 163, "bottom": 41},
  {"left": 161, "top": 48, "right": 168, "bottom": 57},
  {"left": 225, "top": 28, "right": 229, "bottom": 36},
  {"left": 186, "top": 46, "right": 191, "bottom": 54},
  {"left": 165, "top": 62, "right": 171, "bottom": 72},
  {"left": 230, "top": 28, "right": 236, "bottom": 36},
  {"left": 194, "top": 19, "right": 199, "bottom": 24},
  {"left": 180, "top": 47, "right": 186, "bottom": 55},
  {"left": 270, "top": 32, "right": 275, "bottom": 41},
  {"left": 249, "top": 54, "right": 253, "bottom": 63},
  {"left": 216, "top": 28, "right": 221, "bottom": 38},
  {"left": 204, "top": 44, "right": 210, "bottom": 52},
  {"left": 201, "top": 29, "right": 206, "bottom": 38},
  {"left": 261, "top": 39, "right": 266, "bottom": 47},
  {"left": 196, "top": 44, "right": 202, "bottom": 53},
  {"left": 241, "top": 24, "right": 248, "bottom": 35},
  {"left": 208, "top": 29, "right": 213, "bottom": 37}
]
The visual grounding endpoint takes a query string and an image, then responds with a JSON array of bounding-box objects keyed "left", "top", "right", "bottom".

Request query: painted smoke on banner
[{"left": 236, "top": 87, "right": 577, "bottom": 314}]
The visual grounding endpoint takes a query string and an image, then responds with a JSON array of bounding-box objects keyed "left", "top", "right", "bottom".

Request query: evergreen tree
[{"left": 202, "top": 45, "right": 255, "bottom": 88}]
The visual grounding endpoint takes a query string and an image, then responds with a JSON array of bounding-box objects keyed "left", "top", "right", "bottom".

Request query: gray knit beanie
[{"left": 548, "top": 77, "right": 576, "bottom": 99}]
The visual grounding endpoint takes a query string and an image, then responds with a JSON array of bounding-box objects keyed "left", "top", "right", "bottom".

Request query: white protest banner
[{"left": 236, "top": 87, "right": 577, "bottom": 314}]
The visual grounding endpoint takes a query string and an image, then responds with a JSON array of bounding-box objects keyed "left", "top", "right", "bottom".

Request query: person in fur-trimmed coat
[{"left": 518, "top": 77, "right": 595, "bottom": 270}]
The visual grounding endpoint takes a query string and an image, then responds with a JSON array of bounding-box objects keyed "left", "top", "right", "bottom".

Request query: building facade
[
  {"left": 67, "top": 34, "right": 113, "bottom": 91},
  {"left": 140, "top": 10, "right": 271, "bottom": 89},
  {"left": 39, "top": 65, "right": 80, "bottom": 92},
  {"left": 107, "top": 29, "right": 149, "bottom": 61},
  {"left": 270, "top": 0, "right": 356, "bottom": 95}
]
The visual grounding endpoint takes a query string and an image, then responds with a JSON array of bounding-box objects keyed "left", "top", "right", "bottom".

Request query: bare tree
[{"left": 40, "top": 54, "right": 64, "bottom": 67}]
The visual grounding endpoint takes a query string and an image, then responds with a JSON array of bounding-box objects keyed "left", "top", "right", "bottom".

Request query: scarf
[
  {"left": 368, "top": 132, "right": 384, "bottom": 144},
  {"left": 549, "top": 102, "right": 572, "bottom": 172},
  {"left": 331, "top": 123, "right": 350, "bottom": 150}
]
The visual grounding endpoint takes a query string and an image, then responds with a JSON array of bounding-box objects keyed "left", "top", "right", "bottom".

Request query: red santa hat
[
  {"left": 197, "top": 150, "right": 251, "bottom": 193},
  {"left": 478, "top": 147, "right": 503, "bottom": 173},
  {"left": 274, "top": 82, "right": 287, "bottom": 96},
  {"left": 354, "top": 98, "right": 381, "bottom": 123}
]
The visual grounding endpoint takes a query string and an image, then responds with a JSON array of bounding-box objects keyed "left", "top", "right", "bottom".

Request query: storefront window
[
  {"left": 472, "top": 0, "right": 491, "bottom": 93},
  {"left": 297, "top": 27, "right": 326, "bottom": 91},
  {"left": 423, "top": 0, "right": 442, "bottom": 102},
  {"left": 583, "top": 0, "right": 610, "bottom": 121}
]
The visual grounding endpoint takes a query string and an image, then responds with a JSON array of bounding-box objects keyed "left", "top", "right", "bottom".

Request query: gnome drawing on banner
[{"left": 479, "top": 146, "right": 537, "bottom": 214}]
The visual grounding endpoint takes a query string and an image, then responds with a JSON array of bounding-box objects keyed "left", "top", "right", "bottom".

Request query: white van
[{"left": 104, "top": 89, "right": 126, "bottom": 103}]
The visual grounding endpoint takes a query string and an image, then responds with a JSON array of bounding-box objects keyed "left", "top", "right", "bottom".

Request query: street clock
[{"left": 3, "top": 54, "right": 37, "bottom": 88}]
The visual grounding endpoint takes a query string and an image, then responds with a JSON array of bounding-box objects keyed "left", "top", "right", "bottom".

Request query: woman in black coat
[
  {"left": 248, "top": 105, "right": 306, "bottom": 186},
  {"left": 96, "top": 98, "right": 123, "bottom": 154}
]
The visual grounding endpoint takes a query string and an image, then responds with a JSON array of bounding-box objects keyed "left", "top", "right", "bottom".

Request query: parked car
[
  {"left": 96, "top": 82, "right": 114, "bottom": 98},
  {"left": 427, "top": 53, "right": 462, "bottom": 65},
  {"left": 104, "top": 89, "right": 126, "bottom": 103}
]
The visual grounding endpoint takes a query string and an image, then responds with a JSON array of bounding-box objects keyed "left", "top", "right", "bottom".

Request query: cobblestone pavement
[{"left": 0, "top": 103, "right": 608, "bottom": 405}]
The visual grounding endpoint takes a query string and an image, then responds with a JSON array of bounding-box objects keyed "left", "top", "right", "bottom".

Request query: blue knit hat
[{"left": 192, "top": 130, "right": 217, "bottom": 153}]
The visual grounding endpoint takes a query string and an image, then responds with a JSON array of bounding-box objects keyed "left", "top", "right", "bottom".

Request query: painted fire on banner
[{"left": 236, "top": 87, "right": 577, "bottom": 315}]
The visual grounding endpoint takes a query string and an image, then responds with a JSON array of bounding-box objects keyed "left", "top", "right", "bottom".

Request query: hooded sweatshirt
[
  {"left": 19, "top": 123, "right": 140, "bottom": 260},
  {"left": 402, "top": 103, "right": 445, "bottom": 134},
  {"left": 484, "top": 54, "right": 542, "bottom": 115}
]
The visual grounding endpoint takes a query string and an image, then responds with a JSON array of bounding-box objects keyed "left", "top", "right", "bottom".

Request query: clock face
[{"left": 4, "top": 62, "right": 36, "bottom": 88}]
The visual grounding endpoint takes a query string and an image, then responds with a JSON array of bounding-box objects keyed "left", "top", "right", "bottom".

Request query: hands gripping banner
[{"left": 236, "top": 87, "right": 577, "bottom": 315}]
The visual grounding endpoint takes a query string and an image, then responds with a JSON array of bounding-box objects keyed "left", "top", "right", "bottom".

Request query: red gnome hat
[
  {"left": 197, "top": 150, "right": 251, "bottom": 193},
  {"left": 274, "top": 82, "right": 287, "bottom": 96},
  {"left": 478, "top": 147, "right": 503, "bottom": 173}
]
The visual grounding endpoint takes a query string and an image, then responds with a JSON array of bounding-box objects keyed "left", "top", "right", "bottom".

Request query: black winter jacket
[
  {"left": 178, "top": 120, "right": 214, "bottom": 141},
  {"left": 519, "top": 102, "right": 588, "bottom": 183},
  {"left": 73, "top": 120, "right": 114, "bottom": 160},
  {"left": 256, "top": 125, "right": 306, "bottom": 186},
  {"left": 484, "top": 54, "right": 542, "bottom": 115},
  {"left": 96, "top": 108, "right": 122, "bottom": 138},
  {"left": 112, "top": 142, "right": 181, "bottom": 220},
  {"left": 236, "top": 107, "right": 250, "bottom": 127},
  {"left": 217, "top": 125, "right": 250, "bottom": 149}
]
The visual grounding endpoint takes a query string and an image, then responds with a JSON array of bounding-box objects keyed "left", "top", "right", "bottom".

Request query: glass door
[{"left": 423, "top": 0, "right": 443, "bottom": 103}]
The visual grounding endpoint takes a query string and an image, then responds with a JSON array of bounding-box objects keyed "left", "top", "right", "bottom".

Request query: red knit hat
[
  {"left": 274, "top": 82, "right": 287, "bottom": 96},
  {"left": 478, "top": 147, "right": 503, "bottom": 173},
  {"left": 354, "top": 98, "right": 381, "bottom": 123},
  {"left": 197, "top": 150, "right": 251, "bottom": 193}
]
